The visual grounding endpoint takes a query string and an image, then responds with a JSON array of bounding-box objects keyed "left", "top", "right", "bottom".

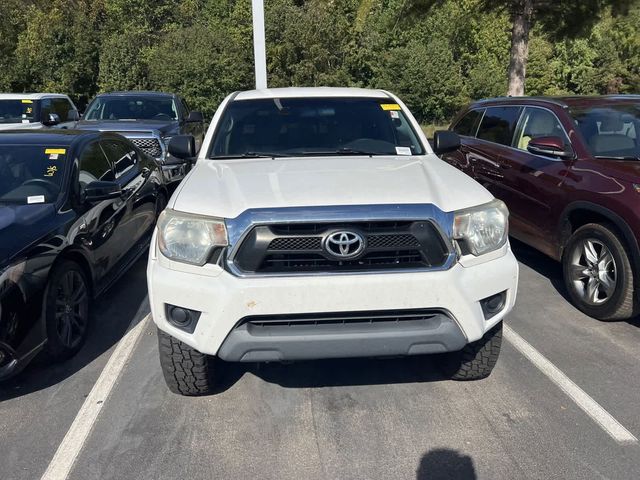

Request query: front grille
[
  {"left": 130, "top": 137, "right": 162, "bottom": 158},
  {"left": 269, "top": 237, "right": 322, "bottom": 251},
  {"left": 244, "top": 309, "right": 445, "bottom": 328},
  {"left": 231, "top": 220, "right": 450, "bottom": 274},
  {"left": 261, "top": 250, "right": 424, "bottom": 271}
]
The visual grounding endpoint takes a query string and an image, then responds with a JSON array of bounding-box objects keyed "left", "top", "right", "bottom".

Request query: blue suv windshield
[
  {"left": 0, "top": 145, "right": 66, "bottom": 204},
  {"left": 209, "top": 97, "right": 425, "bottom": 158},
  {"left": 84, "top": 96, "right": 178, "bottom": 121}
]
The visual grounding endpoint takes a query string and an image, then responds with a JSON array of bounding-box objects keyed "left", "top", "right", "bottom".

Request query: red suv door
[{"left": 498, "top": 106, "right": 575, "bottom": 255}]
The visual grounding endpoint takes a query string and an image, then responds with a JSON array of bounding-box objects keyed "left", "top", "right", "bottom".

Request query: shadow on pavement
[
  {"left": 0, "top": 256, "right": 150, "bottom": 401},
  {"left": 416, "top": 448, "right": 477, "bottom": 479},
  {"left": 510, "top": 238, "right": 640, "bottom": 328},
  {"left": 214, "top": 354, "right": 447, "bottom": 393}
]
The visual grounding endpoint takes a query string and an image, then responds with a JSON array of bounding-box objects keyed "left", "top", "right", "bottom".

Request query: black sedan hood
[
  {"left": 75, "top": 119, "right": 179, "bottom": 136},
  {"left": 0, "top": 204, "right": 60, "bottom": 269}
]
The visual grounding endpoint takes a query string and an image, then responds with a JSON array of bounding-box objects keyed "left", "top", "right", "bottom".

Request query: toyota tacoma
[{"left": 147, "top": 87, "right": 519, "bottom": 395}]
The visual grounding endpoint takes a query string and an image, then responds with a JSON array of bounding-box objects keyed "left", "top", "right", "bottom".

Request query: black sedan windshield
[
  {"left": 0, "top": 145, "right": 66, "bottom": 204},
  {"left": 210, "top": 97, "right": 425, "bottom": 158},
  {"left": 84, "top": 96, "right": 178, "bottom": 121},
  {"left": 571, "top": 103, "right": 640, "bottom": 159},
  {"left": 0, "top": 100, "right": 37, "bottom": 124}
]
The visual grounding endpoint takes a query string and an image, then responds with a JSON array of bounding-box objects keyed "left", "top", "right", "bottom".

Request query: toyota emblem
[{"left": 324, "top": 230, "right": 365, "bottom": 259}]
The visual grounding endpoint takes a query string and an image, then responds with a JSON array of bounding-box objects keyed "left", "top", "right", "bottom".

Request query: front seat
[{"left": 588, "top": 116, "right": 635, "bottom": 155}]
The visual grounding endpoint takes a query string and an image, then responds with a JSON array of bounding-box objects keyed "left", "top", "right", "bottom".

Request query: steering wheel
[
  {"left": 153, "top": 113, "right": 172, "bottom": 120},
  {"left": 22, "top": 178, "right": 59, "bottom": 194}
]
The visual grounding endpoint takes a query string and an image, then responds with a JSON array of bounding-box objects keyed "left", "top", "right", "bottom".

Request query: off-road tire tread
[
  {"left": 157, "top": 329, "right": 215, "bottom": 396},
  {"left": 447, "top": 322, "right": 502, "bottom": 381},
  {"left": 563, "top": 223, "right": 638, "bottom": 321}
]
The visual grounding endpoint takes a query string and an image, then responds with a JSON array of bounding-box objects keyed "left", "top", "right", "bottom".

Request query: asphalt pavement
[{"left": 1, "top": 241, "right": 640, "bottom": 480}]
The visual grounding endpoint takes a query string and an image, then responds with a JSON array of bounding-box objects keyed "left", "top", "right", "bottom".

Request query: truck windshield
[
  {"left": 571, "top": 103, "right": 640, "bottom": 159},
  {"left": 0, "top": 145, "right": 66, "bottom": 204},
  {"left": 209, "top": 97, "right": 425, "bottom": 158},
  {"left": 0, "top": 100, "right": 38, "bottom": 124},
  {"left": 84, "top": 96, "right": 178, "bottom": 121}
]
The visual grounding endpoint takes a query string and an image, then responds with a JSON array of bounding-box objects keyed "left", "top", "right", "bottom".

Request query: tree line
[{"left": 1, "top": 0, "right": 638, "bottom": 123}]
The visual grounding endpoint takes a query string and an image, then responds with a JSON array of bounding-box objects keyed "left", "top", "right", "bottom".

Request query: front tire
[
  {"left": 157, "top": 329, "right": 217, "bottom": 396},
  {"left": 44, "top": 260, "right": 90, "bottom": 361},
  {"left": 562, "top": 223, "right": 638, "bottom": 321},
  {"left": 441, "top": 322, "right": 502, "bottom": 380}
]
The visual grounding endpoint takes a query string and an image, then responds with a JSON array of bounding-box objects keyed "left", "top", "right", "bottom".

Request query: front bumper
[{"left": 148, "top": 233, "right": 519, "bottom": 360}]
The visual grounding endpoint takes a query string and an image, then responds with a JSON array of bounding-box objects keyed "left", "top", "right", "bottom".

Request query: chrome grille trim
[{"left": 224, "top": 204, "right": 457, "bottom": 277}]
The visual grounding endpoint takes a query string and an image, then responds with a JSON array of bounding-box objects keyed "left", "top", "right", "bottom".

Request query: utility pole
[{"left": 252, "top": 0, "right": 267, "bottom": 89}]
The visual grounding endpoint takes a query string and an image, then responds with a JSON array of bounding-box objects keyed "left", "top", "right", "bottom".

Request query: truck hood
[
  {"left": 171, "top": 155, "right": 493, "bottom": 219},
  {"left": 75, "top": 119, "right": 178, "bottom": 136}
]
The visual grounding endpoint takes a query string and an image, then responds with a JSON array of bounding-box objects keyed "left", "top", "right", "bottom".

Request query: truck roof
[
  {"left": 0, "top": 93, "right": 71, "bottom": 100},
  {"left": 235, "top": 87, "right": 393, "bottom": 101}
]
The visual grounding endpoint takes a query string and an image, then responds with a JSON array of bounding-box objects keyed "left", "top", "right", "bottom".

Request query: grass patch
[{"left": 421, "top": 123, "right": 449, "bottom": 139}]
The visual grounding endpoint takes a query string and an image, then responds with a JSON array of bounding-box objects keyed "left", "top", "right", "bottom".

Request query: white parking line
[
  {"left": 40, "top": 313, "right": 150, "bottom": 480},
  {"left": 504, "top": 324, "right": 637, "bottom": 444}
]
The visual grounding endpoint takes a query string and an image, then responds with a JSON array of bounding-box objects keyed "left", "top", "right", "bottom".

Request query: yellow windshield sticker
[
  {"left": 21, "top": 99, "right": 33, "bottom": 104},
  {"left": 45, "top": 148, "right": 66, "bottom": 155},
  {"left": 381, "top": 103, "right": 401, "bottom": 111},
  {"left": 44, "top": 166, "right": 58, "bottom": 177}
]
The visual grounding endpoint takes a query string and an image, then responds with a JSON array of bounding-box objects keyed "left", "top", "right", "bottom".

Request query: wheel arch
[
  {"left": 53, "top": 248, "right": 96, "bottom": 298},
  {"left": 559, "top": 201, "right": 640, "bottom": 273}
]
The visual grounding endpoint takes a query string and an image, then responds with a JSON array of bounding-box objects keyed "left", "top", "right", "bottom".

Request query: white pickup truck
[
  {"left": 147, "top": 87, "right": 519, "bottom": 396},
  {"left": 0, "top": 93, "right": 79, "bottom": 130}
]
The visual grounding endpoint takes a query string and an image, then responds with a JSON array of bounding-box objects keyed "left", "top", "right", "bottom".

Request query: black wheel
[
  {"left": 441, "top": 322, "right": 502, "bottom": 380},
  {"left": 157, "top": 329, "right": 217, "bottom": 396},
  {"left": 562, "top": 223, "right": 638, "bottom": 321},
  {"left": 44, "top": 260, "right": 90, "bottom": 361}
]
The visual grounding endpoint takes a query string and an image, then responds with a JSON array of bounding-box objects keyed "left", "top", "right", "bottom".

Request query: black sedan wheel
[{"left": 44, "top": 260, "right": 90, "bottom": 360}]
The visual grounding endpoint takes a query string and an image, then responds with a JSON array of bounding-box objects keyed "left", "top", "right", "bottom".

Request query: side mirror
[
  {"left": 68, "top": 109, "right": 80, "bottom": 122},
  {"left": 527, "top": 136, "right": 574, "bottom": 159},
  {"left": 42, "top": 113, "right": 61, "bottom": 126},
  {"left": 83, "top": 180, "right": 121, "bottom": 202},
  {"left": 185, "top": 111, "right": 204, "bottom": 123},
  {"left": 167, "top": 135, "right": 196, "bottom": 161},
  {"left": 432, "top": 130, "right": 461, "bottom": 155}
]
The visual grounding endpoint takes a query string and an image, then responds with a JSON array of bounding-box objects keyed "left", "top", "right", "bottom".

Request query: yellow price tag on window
[
  {"left": 45, "top": 148, "right": 66, "bottom": 155},
  {"left": 21, "top": 99, "right": 33, "bottom": 104},
  {"left": 380, "top": 104, "right": 401, "bottom": 111}
]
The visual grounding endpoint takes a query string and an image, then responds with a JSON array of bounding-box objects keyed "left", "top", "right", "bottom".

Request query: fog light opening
[
  {"left": 480, "top": 291, "right": 507, "bottom": 320},
  {"left": 165, "top": 304, "right": 201, "bottom": 334}
]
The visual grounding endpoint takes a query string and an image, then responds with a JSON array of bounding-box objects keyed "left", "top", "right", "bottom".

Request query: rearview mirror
[
  {"left": 68, "top": 109, "right": 80, "bottom": 122},
  {"left": 185, "top": 111, "right": 204, "bottom": 123},
  {"left": 42, "top": 113, "right": 61, "bottom": 126},
  {"left": 432, "top": 130, "right": 461, "bottom": 155},
  {"left": 168, "top": 135, "right": 196, "bottom": 160},
  {"left": 83, "top": 180, "right": 121, "bottom": 202},
  {"left": 527, "top": 136, "right": 574, "bottom": 159}
]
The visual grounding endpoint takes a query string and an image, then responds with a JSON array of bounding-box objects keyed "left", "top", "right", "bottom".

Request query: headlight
[
  {"left": 453, "top": 199, "right": 509, "bottom": 256},
  {"left": 157, "top": 209, "right": 228, "bottom": 265}
]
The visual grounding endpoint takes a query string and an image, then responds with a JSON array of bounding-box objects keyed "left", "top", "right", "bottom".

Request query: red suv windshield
[{"left": 570, "top": 103, "right": 640, "bottom": 159}]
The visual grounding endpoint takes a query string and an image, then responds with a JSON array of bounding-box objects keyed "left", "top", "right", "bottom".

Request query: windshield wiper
[
  {"left": 297, "top": 148, "right": 382, "bottom": 157},
  {"left": 594, "top": 155, "right": 640, "bottom": 161},
  {"left": 210, "top": 152, "right": 289, "bottom": 159}
]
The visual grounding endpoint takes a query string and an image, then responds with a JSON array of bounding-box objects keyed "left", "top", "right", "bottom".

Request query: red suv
[{"left": 438, "top": 95, "right": 640, "bottom": 320}]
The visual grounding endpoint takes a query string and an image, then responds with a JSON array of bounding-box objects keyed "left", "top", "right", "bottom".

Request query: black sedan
[{"left": 0, "top": 130, "right": 166, "bottom": 380}]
